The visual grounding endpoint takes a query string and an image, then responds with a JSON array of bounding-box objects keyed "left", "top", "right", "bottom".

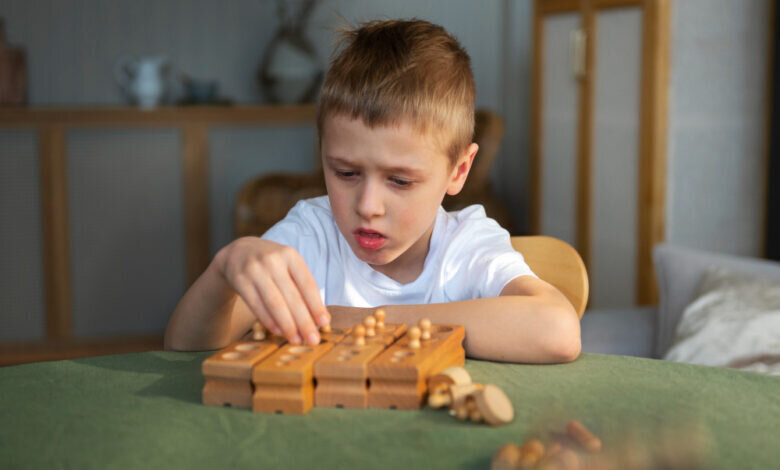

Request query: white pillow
[{"left": 664, "top": 267, "right": 780, "bottom": 375}]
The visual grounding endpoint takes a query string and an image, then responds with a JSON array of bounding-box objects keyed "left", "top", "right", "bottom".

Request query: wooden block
[
  {"left": 252, "top": 342, "right": 334, "bottom": 414},
  {"left": 201, "top": 334, "right": 286, "bottom": 408},
  {"left": 312, "top": 322, "right": 404, "bottom": 408},
  {"left": 367, "top": 324, "right": 465, "bottom": 409}
]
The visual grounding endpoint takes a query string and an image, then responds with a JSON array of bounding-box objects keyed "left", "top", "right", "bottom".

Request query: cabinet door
[
  {"left": 532, "top": 0, "right": 669, "bottom": 308},
  {"left": 536, "top": 11, "right": 581, "bottom": 248},
  {"left": 590, "top": 6, "right": 643, "bottom": 308}
]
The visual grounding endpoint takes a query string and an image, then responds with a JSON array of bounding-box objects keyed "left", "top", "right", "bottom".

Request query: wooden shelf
[{"left": 0, "top": 104, "right": 317, "bottom": 127}]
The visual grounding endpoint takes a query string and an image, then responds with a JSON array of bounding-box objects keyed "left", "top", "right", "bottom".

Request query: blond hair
[{"left": 317, "top": 19, "right": 475, "bottom": 163}]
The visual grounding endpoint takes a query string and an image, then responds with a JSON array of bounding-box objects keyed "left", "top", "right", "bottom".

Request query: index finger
[{"left": 287, "top": 257, "right": 330, "bottom": 327}]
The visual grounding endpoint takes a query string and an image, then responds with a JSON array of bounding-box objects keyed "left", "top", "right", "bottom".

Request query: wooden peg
[
  {"left": 374, "top": 308, "right": 386, "bottom": 329},
  {"left": 449, "top": 383, "right": 483, "bottom": 410},
  {"left": 320, "top": 324, "right": 332, "bottom": 334},
  {"left": 466, "top": 398, "right": 482, "bottom": 422},
  {"left": 252, "top": 322, "right": 266, "bottom": 341},
  {"left": 428, "top": 366, "right": 472, "bottom": 394},
  {"left": 408, "top": 326, "right": 421, "bottom": 349},
  {"left": 353, "top": 325, "right": 366, "bottom": 346},
  {"left": 419, "top": 318, "right": 431, "bottom": 340},
  {"left": 363, "top": 315, "right": 376, "bottom": 337},
  {"left": 454, "top": 403, "right": 469, "bottom": 420}
]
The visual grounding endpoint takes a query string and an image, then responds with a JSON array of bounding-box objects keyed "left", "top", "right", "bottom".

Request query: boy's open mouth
[{"left": 354, "top": 228, "right": 387, "bottom": 251}]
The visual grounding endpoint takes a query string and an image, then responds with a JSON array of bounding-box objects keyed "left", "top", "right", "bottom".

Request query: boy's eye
[
  {"left": 335, "top": 170, "right": 357, "bottom": 178},
  {"left": 389, "top": 177, "right": 412, "bottom": 187}
]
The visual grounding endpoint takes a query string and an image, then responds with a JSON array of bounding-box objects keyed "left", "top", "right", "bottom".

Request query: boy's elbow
[
  {"left": 544, "top": 305, "right": 581, "bottom": 363},
  {"left": 163, "top": 329, "right": 180, "bottom": 351}
]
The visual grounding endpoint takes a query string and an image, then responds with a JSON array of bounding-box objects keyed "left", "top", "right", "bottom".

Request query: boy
[{"left": 165, "top": 19, "right": 580, "bottom": 363}]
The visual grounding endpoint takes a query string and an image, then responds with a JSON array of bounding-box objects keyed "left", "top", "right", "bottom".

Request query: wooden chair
[
  {"left": 511, "top": 235, "right": 589, "bottom": 318},
  {"left": 234, "top": 109, "right": 514, "bottom": 238}
]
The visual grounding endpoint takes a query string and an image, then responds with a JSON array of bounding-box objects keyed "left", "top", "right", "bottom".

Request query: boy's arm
[
  {"left": 327, "top": 276, "right": 580, "bottom": 364},
  {"left": 163, "top": 258, "right": 253, "bottom": 351}
]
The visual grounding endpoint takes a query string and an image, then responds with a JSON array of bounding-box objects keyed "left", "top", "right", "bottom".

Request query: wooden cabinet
[{"left": 531, "top": 0, "right": 669, "bottom": 308}]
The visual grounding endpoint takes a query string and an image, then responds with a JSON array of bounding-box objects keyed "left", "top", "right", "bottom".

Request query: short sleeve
[
  {"left": 260, "top": 197, "right": 332, "bottom": 288},
  {"left": 441, "top": 206, "right": 536, "bottom": 300}
]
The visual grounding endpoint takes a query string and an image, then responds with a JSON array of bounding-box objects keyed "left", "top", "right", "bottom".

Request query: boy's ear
[{"left": 446, "top": 143, "right": 479, "bottom": 196}]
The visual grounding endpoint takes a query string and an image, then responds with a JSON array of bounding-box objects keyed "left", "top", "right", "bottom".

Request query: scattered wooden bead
[
  {"left": 518, "top": 438, "right": 545, "bottom": 468},
  {"left": 491, "top": 443, "right": 522, "bottom": 470},
  {"left": 566, "top": 420, "right": 602, "bottom": 453},
  {"left": 319, "top": 324, "right": 332, "bottom": 334}
]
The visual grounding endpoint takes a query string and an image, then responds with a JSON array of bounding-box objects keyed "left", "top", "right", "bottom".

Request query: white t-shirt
[{"left": 261, "top": 196, "right": 536, "bottom": 307}]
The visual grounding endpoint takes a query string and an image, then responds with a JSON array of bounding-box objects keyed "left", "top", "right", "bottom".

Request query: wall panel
[
  {"left": 0, "top": 131, "right": 46, "bottom": 341},
  {"left": 68, "top": 129, "right": 185, "bottom": 336}
]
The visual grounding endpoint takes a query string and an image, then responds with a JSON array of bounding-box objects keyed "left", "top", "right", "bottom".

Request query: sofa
[{"left": 580, "top": 242, "right": 780, "bottom": 360}]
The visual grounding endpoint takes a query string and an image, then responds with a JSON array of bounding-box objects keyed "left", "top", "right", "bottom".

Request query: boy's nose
[{"left": 356, "top": 180, "right": 385, "bottom": 219}]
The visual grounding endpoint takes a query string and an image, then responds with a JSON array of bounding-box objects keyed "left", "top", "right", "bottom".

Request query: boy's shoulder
[
  {"left": 285, "top": 196, "right": 334, "bottom": 225},
  {"left": 441, "top": 204, "right": 504, "bottom": 236},
  {"left": 436, "top": 203, "right": 512, "bottom": 255},
  {"left": 263, "top": 195, "right": 336, "bottom": 241}
]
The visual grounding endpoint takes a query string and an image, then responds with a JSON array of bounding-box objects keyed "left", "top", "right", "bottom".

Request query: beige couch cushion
[{"left": 664, "top": 267, "right": 780, "bottom": 375}]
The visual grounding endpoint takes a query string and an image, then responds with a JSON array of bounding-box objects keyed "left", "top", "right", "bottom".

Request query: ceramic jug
[{"left": 114, "top": 56, "right": 170, "bottom": 108}]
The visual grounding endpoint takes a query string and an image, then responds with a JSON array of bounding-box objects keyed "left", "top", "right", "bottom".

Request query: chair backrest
[{"left": 510, "top": 236, "right": 589, "bottom": 318}]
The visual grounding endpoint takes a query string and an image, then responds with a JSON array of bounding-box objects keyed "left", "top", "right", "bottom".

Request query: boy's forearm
[
  {"left": 328, "top": 296, "right": 580, "bottom": 364},
  {"left": 164, "top": 260, "right": 238, "bottom": 351}
]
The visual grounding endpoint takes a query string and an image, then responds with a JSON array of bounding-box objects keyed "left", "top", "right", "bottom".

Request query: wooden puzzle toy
[
  {"left": 201, "top": 310, "right": 468, "bottom": 415},
  {"left": 201, "top": 324, "right": 286, "bottom": 408}
]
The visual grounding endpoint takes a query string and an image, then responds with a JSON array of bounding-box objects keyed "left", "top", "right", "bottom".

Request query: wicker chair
[{"left": 234, "top": 109, "right": 513, "bottom": 238}]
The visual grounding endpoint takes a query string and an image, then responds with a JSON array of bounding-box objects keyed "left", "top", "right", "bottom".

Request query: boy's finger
[
  {"left": 233, "top": 276, "right": 281, "bottom": 335},
  {"left": 288, "top": 255, "right": 330, "bottom": 327},
  {"left": 252, "top": 269, "right": 301, "bottom": 344},
  {"left": 271, "top": 269, "right": 320, "bottom": 346}
]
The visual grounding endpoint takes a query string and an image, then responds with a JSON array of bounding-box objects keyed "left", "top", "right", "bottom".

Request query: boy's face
[{"left": 321, "top": 114, "right": 476, "bottom": 280}]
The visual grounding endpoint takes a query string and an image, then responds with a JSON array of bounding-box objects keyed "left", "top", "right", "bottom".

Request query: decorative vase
[
  {"left": 114, "top": 56, "right": 171, "bottom": 109},
  {"left": 258, "top": 0, "right": 322, "bottom": 104}
]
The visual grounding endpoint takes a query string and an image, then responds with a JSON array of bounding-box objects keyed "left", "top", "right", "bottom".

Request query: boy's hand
[{"left": 214, "top": 237, "right": 330, "bottom": 345}]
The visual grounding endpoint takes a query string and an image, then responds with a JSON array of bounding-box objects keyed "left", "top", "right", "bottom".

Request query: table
[{"left": 1, "top": 352, "right": 777, "bottom": 469}]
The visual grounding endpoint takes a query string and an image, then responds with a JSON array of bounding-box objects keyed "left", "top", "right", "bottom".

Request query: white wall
[{"left": 665, "top": 0, "right": 770, "bottom": 256}]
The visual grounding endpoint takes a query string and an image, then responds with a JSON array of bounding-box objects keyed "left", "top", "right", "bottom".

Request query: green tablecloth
[{"left": 1, "top": 352, "right": 777, "bottom": 469}]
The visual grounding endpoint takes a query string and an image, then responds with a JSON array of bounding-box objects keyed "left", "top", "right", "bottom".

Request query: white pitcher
[{"left": 114, "top": 56, "right": 170, "bottom": 109}]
